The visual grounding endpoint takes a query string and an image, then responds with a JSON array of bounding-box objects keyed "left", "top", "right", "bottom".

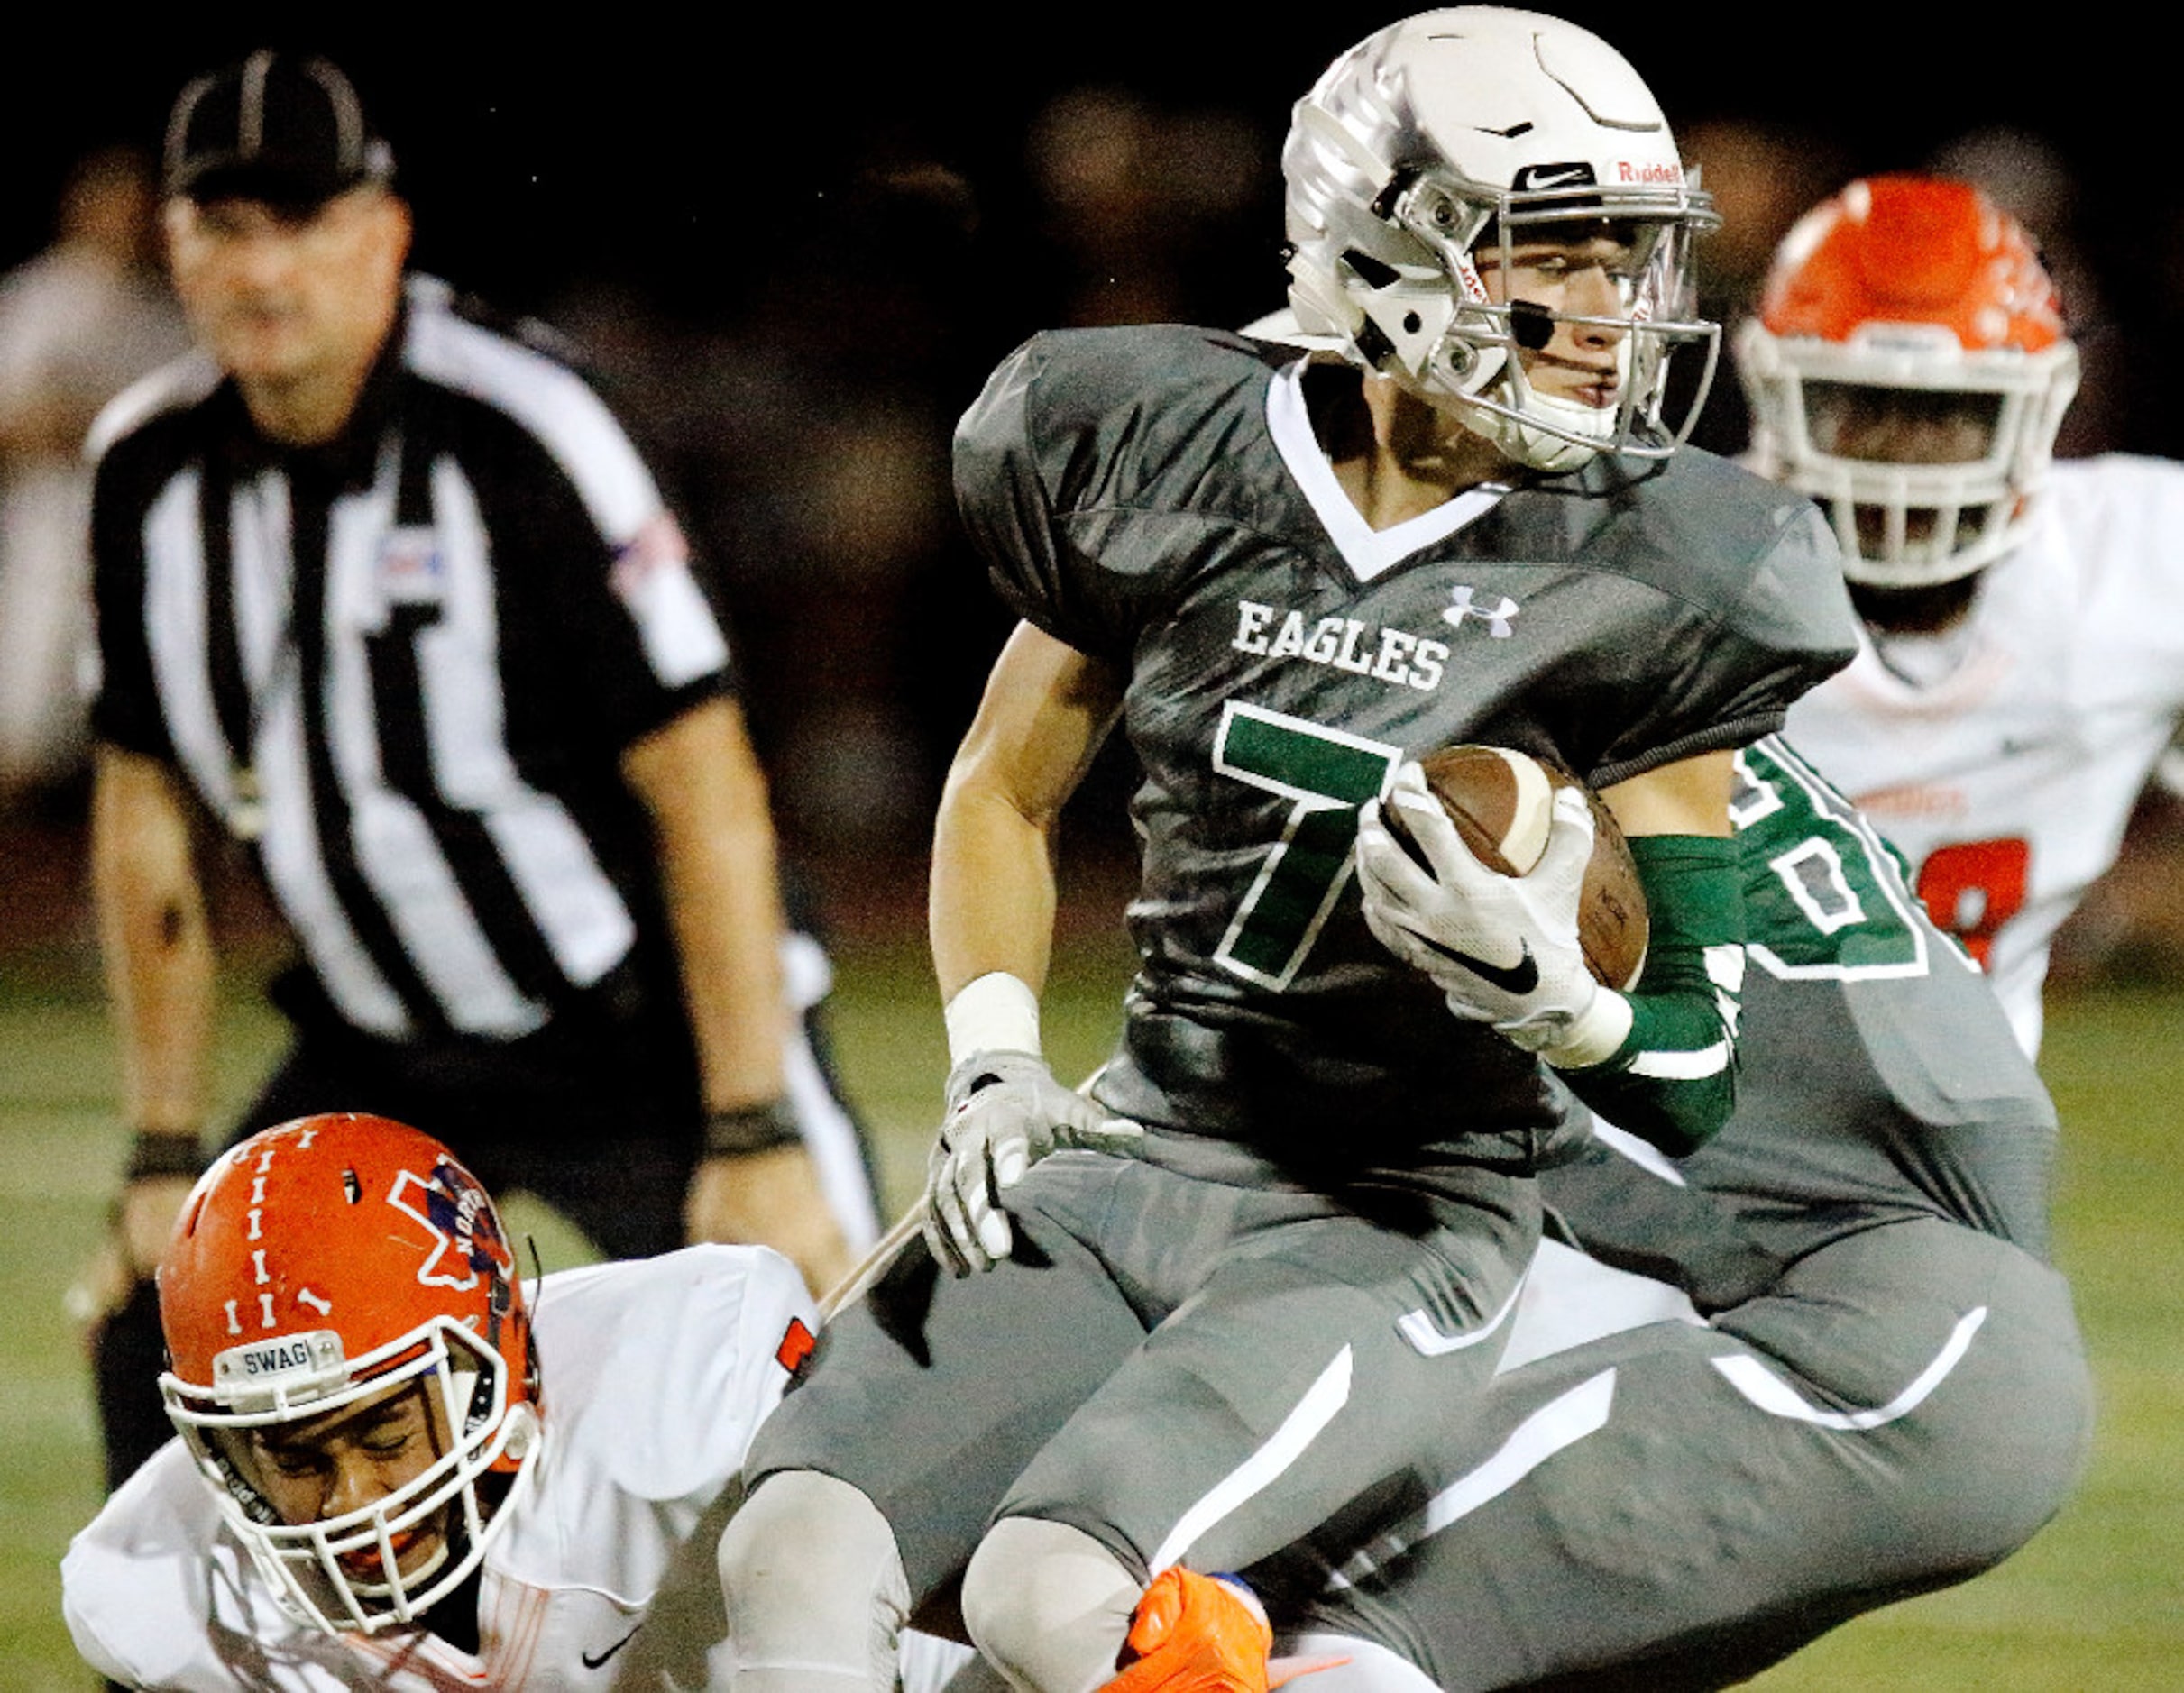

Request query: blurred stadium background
[{"left": 4, "top": 6, "right": 2179, "bottom": 1686}]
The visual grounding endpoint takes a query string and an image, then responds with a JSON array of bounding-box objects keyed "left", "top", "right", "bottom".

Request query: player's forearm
[
  {"left": 665, "top": 812, "right": 791, "bottom": 1109},
  {"left": 1598, "top": 747, "right": 1735, "bottom": 839},
  {"left": 931, "top": 773, "right": 1060, "bottom": 1005},
  {"left": 628, "top": 700, "right": 789, "bottom": 1111},
  {"left": 91, "top": 747, "right": 213, "bottom": 1135},
  {"left": 929, "top": 622, "right": 1124, "bottom": 1008}
]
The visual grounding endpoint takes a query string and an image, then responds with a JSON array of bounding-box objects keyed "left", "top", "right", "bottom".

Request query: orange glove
[{"left": 1100, "top": 1569, "right": 1347, "bottom": 1693}]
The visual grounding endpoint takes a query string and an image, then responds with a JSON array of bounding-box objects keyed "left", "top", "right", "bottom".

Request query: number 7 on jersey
[{"left": 1212, "top": 701, "right": 1403, "bottom": 989}]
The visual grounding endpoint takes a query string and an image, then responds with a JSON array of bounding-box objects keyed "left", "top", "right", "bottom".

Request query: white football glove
[
  {"left": 923, "top": 1050, "right": 1144, "bottom": 1276},
  {"left": 1355, "top": 766, "right": 1631, "bottom": 1067}
]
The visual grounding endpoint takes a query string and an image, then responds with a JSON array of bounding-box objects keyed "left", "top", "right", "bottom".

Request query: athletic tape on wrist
[{"left": 943, "top": 971, "right": 1042, "bottom": 1068}]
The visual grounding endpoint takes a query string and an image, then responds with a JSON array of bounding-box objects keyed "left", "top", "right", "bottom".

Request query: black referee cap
[{"left": 163, "top": 50, "right": 394, "bottom": 207}]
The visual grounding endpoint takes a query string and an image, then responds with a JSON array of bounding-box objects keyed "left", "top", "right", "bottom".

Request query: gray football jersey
[
  {"left": 954, "top": 327, "right": 1858, "bottom": 1192},
  {"left": 1546, "top": 735, "right": 2059, "bottom": 1308}
]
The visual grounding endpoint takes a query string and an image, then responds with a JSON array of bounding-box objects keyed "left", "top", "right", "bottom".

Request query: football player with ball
[
  {"left": 896, "top": 744, "right": 2091, "bottom": 1688},
  {"left": 1234, "top": 174, "right": 2115, "bottom": 1689},
  {"left": 60, "top": 761, "right": 2094, "bottom": 1690},
  {"left": 718, "top": 11, "right": 1858, "bottom": 1693}
]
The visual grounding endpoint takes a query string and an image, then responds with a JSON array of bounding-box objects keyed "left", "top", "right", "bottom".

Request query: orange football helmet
[
  {"left": 1736, "top": 174, "right": 2080, "bottom": 587},
  {"left": 158, "top": 1113, "right": 541, "bottom": 1634}
]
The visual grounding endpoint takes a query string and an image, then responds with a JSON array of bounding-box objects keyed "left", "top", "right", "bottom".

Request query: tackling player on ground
[
  {"left": 718, "top": 12, "right": 1856, "bottom": 1693},
  {"left": 1748, "top": 172, "right": 2184, "bottom": 1055},
  {"left": 62, "top": 1112, "right": 860, "bottom": 1689}
]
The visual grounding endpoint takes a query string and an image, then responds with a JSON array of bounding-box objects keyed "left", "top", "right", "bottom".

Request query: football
[{"left": 1382, "top": 744, "right": 1650, "bottom": 990}]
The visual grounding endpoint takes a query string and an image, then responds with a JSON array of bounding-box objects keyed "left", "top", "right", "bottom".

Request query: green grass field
[{"left": 4, "top": 929, "right": 2178, "bottom": 1689}]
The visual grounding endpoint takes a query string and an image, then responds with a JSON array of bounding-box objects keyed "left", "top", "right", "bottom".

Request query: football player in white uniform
[
  {"left": 61, "top": 1112, "right": 970, "bottom": 1691},
  {"left": 1747, "top": 172, "right": 2184, "bottom": 1055}
]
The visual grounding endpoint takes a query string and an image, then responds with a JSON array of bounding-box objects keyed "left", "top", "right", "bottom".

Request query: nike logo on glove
[
  {"left": 1416, "top": 934, "right": 1540, "bottom": 993},
  {"left": 583, "top": 1624, "right": 642, "bottom": 1669}
]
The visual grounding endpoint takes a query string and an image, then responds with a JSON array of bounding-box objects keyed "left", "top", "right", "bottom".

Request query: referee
[{"left": 81, "top": 50, "right": 881, "bottom": 1491}]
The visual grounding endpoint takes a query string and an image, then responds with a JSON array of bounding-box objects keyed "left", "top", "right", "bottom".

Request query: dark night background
[
  {"left": 3, "top": 6, "right": 2177, "bottom": 876},
  {"left": 6, "top": 9, "right": 2165, "bottom": 328},
  {"left": 7, "top": 28, "right": 2183, "bottom": 1679}
]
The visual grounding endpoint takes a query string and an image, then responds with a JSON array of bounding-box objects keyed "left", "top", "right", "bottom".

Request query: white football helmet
[
  {"left": 1737, "top": 174, "right": 2080, "bottom": 588},
  {"left": 158, "top": 1114, "right": 542, "bottom": 1634},
  {"left": 1282, "top": 7, "right": 1721, "bottom": 471}
]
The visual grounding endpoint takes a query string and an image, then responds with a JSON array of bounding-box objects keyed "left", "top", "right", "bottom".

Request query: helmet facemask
[
  {"left": 1376, "top": 171, "right": 1718, "bottom": 470},
  {"left": 1735, "top": 174, "right": 2080, "bottom": 590},
  {"left": 1740, "top": 317, "right": 2080, "bottom": 587},
  {"left": 164, "top": 1317, "right": 541, "bottom": 1635}
]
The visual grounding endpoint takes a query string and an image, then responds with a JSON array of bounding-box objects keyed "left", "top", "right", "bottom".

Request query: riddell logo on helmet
[{"left": 1617, "top": 161, "right": 1684, "bottom": 186}]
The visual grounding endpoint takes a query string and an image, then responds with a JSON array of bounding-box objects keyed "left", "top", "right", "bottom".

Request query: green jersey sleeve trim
[{"left": 1560, "top": 834, "right": 1745, "bottom": 1157}]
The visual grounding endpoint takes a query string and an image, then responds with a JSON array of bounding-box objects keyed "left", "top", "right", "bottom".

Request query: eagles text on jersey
[{"left": 953, "top": 326, "right": 1858, "bottom": 1183}]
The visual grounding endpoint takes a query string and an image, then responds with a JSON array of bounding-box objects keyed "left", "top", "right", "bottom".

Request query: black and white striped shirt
[{"left": 91, "top": 277, "right": 731, "bottom": 1044}]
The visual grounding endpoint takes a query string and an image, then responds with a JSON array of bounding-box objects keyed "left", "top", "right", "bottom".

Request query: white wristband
[
  {"left": 943, "top": 971, "right": 1042, "bottom": 1067},
  {"left": 1529, "top": 988, "right": 1634, "bottom": 1070}
]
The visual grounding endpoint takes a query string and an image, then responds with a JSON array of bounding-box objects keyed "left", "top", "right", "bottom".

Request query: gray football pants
[
  {"left": 1270, "top": 1216, "right": 2093, "bottom": 1690},
  {"left": 742, "top": 1141, "right": 1538, "bottom": 1602}
]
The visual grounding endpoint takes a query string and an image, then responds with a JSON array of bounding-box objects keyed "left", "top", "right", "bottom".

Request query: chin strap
[
  {"left": 1456, "top": 392, "right": 1609, "bottom": 471},
  {"left": 1445, "top": 332, "right": 1630, "bottom": 472}
]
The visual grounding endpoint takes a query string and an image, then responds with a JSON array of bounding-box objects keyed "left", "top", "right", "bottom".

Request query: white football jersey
[
  {"left": 64, "top": 1246, "right": 820, "bottom": 1691},
  {"left": 1783, "top": 454, "right": 2184, "bottom": 1055}
]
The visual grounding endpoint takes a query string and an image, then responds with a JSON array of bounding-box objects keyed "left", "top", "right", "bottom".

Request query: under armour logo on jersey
[{"left": 1443, "top": 586, "right": 1520, "bottom": 638}]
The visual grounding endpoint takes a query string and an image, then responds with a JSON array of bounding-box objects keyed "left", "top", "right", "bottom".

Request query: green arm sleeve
[{"left": 1556, "top": 835, "right": 1746, "bottom": 1158}]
